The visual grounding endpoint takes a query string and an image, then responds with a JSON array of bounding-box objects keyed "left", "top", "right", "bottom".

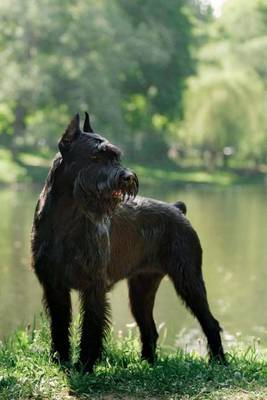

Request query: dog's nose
[{"left": 120, "top": 171, "right": 134, "bottom": 184}]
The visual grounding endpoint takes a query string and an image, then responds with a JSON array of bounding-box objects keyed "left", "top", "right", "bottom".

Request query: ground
[
  {"left": 0, "top": 147, "right": 266, "bottom": 187},
  {"left": 0, "top": 318, "right": 267, "bottom": 400}
]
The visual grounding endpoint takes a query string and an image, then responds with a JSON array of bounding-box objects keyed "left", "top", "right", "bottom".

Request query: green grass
[
  {"left": 0, "top": 148, "right": 51, "bottom": 184},
  {"left": 131, "top": 164, "right": 266, "bottom": 187},
  {"left": 0, "top": 148, "right": 29, "bottom": 184},
  {"left": 0, "top": 147, "right": 266, "bottom": 187},
  {"left": 0, "top": 318, "right": 267, "bottom": 399}
]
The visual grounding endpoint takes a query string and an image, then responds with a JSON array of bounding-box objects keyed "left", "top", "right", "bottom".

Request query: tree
[
  {"left": 181, "top": 66, "right": 265, "bottom": 163},
  {"left": 178, "top": 0, "right": 267, "bottom": 165},
  {"left": 0, "top": 0, "right": 200, "bottom": 162}
]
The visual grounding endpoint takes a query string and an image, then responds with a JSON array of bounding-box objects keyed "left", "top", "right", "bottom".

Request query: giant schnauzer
[{"left": 31, "top": 113, "right": 225, "bottom": 372}]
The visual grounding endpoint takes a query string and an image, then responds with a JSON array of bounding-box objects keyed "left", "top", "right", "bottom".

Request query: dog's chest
[
  {"left": 58, "top": 222, "right": 110, "bottom": 283},
  {"left": 34, "top": 211, "right": 111, "bottom": 289}
]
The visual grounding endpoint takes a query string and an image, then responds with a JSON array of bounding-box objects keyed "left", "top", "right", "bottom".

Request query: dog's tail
[{"left": 173, "top": 200, "right": 187, "bottom": 215}]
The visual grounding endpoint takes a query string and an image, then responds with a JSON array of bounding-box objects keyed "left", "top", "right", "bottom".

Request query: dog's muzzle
[{"left": 112, "top": 170, "right": 139, "bottom": 202}]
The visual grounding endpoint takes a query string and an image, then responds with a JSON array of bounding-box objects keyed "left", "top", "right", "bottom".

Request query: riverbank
[
  {"left": 0, "top": 319, "right": 267, "bottom": 400},
  {"left": 1, "top": 147, "right": 266, "bottom": 187}
]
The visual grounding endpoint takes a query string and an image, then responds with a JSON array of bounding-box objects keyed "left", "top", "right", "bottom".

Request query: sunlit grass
[
  {"left": 19, "top": 152, "right": 51, "bottom": 168},
  {"left": 0, "top": 317, "right": 267, "bottom": 399},
  {"left": 131, "top": 164, "right": 265, "bottom": 187},
  {"left": 0, "top": 149, "right": 266, "bottom": 186},
  {"left": 0, "top": 148, "right": 28, "bottom": 184}
]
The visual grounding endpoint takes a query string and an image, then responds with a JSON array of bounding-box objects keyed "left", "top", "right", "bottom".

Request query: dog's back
[{"left": 107, "top": 196, "right": 200, "bottom": 287}]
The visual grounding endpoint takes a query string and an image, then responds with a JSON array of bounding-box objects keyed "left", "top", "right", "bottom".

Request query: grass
[
  {"left": 131, "top": 164, "right": 266, "bottom": 187},
  {"left": 0, "top": 147, "right": 266, "bottom": 187},
  {"left": 0, "top": 148, "right": 51, "bottom": 184},
  {"left": 0, "top": 318, "right": 267, "bottom": 399},
  {"left": 0, "top": 148, "right": 29, "bottom": 184}
]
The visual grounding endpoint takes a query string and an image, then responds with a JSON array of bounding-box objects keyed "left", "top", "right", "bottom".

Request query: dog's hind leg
[
  {"left": 168, "top": 260, "right": 226, "bottom": 364},
  {"left": 128, "top": 272, "right": 163, "bottom": 363},
  {"left": 43, "top": 285, "right": 72, "bottom": 364},
  {"left": 79, "top": 284, "right": 110, "bottom": 372}
]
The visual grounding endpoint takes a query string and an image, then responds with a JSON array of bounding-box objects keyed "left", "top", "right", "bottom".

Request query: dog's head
[{"left": 58, "top": 113, "right": 138, "bottom": 221}]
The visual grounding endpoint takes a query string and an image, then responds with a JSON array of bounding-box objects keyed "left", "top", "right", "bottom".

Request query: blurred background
[{"left": 1, "top": 0, "right": 267, "bottom": 354}]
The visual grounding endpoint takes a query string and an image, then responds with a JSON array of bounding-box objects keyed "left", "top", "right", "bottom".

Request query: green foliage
[
  {"left": 1, "top": 0, "right": 267, "bottom": 171},
  {"left": 219, "top": 0, "right": 267, "bottom": 42},
  {"left": 181, "top": 66, "right": 265, "bottom": 158},
  {"left": 0, "top": 318, "right": 267, "bottom": 399},
  {"left": 0, "top": 0, "right": 198, "bottom": 162},
  {"left": 179, "top": 0, "right": 267, "bottom": 166},
  {"left": 118, "top": 0, "right": 195, "bottom": 117}
]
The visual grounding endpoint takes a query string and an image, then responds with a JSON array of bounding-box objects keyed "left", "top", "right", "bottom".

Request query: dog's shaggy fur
[{"left": 31, "top": 113, "right": 225, "bottom": 372}]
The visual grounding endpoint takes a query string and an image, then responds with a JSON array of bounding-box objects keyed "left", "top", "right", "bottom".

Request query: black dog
[{"left": 31, "top": 113, "right": 225, "bottom": 372}]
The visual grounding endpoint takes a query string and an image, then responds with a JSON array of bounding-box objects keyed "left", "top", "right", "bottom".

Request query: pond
[{"left": 1, "top": 183, "right": 267, "bottom": 354}]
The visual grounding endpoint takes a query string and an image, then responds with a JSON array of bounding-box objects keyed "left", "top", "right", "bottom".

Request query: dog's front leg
[
  {"left": 79, "top": 281, "right": 110, "bottom": 373},
  {"left": 43, "top": 285, "right": 72, "bottom": 365}
]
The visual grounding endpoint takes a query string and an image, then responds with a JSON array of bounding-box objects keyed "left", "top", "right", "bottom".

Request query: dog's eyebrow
[
  {"left": 98, "top": 139, "right": 121, "bottom": 157},
  {"left": 82, "top": 131, "right": 105, "bottom": 143},
  {"left": 90, "top": 133, "right": 105, "bottom": 141}
]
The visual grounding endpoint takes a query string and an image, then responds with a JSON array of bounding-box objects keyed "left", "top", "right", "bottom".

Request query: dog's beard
[{"left": 73, "top": 168, "right": 138, "bottom": 220}]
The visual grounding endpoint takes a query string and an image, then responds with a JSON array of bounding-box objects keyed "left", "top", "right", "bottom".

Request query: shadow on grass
[
  {"left": 66, "top": 351, "right": 267, "bottom": 399},
  {"left": 1, "top": 321, "right": 267, "bottom": 399}
]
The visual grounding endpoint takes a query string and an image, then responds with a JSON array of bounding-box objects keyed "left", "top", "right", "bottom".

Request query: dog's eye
[{"left": 90, "top": 154, "right": 101, "bottom": 162}]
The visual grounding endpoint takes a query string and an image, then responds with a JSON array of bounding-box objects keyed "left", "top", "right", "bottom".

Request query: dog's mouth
[
  {"left": 101, "top": 189, "right": 127, "bottom": 215},
  {"left": 111, "top": 175, "right": 138, "bottom": 205},
  {"left": 112, "top": 190, "right": 124, "bottom": 201},
  {"left": 111, "top": 187, "right": 136, "bottom": 203}
]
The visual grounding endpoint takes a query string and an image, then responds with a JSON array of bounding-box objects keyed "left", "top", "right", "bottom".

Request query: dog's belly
[
  {"left": 107, "top": 204, "right": 165, "bottom": 285},
  {"left": 107, "top": 230, "right": 145, "bottom": 285}
]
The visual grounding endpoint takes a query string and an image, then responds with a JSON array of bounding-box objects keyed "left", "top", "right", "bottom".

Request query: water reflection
[
  {"left": 0, "top": 184, "right": 267, "bottom": 353},
  {"left": 0, "top": 187, "right": 42, "bottom": 336}
]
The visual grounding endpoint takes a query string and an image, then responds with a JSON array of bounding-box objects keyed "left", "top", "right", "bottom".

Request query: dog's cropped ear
[
  {"left": 83, "top": 111, "right": 94, "bottom": 133},
  {"left": 59, "top": 114, "right": 81, "bottom": 153}
]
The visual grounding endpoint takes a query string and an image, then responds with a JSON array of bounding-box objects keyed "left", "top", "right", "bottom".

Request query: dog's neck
[
  {"left": 35, "top": 158, "right": 111, "bottom": 271},
  {"left": 45, "top": 155, "right": 104, "bottom": 223}
]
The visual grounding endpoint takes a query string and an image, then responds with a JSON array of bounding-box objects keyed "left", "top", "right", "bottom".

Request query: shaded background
[
  {"left": 1, "top": 0, "right": 267, "bottom": 178},
  {"left": 1, "top": 0, "right": 267, "bottom": 353}
]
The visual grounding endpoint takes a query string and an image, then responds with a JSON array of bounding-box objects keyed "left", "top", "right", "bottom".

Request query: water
[{"left": 1, "top": 184, "right": 267, "bottom": 353}]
